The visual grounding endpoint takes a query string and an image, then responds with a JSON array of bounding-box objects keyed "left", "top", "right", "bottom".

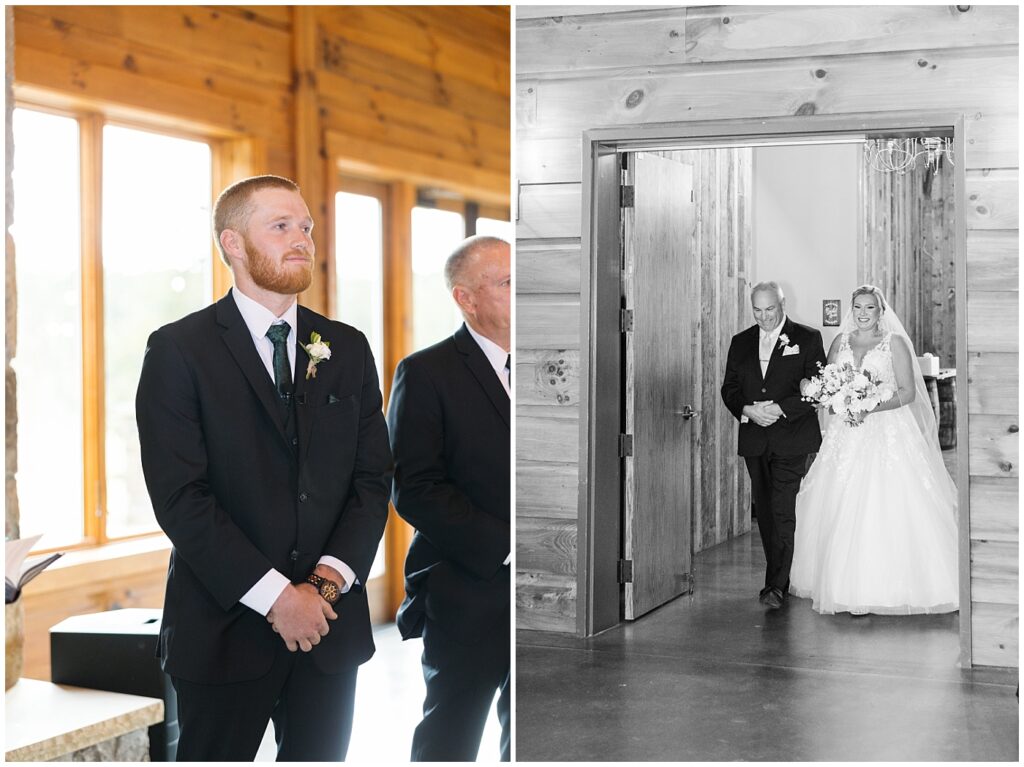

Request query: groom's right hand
[
  {"left": 743, "top": 402, "right": 780, "bottom": 428},
  {"left": 267, "top": 583, "right": 338, "bottom": 652}
]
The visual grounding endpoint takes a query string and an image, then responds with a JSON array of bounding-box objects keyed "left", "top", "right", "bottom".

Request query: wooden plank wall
[
  {"left": 861, "top": 154, "right": 956, "bottom": 367},
  {"left": 516, "top": 4, "right": 1018, "bottom": 666},
  {"left": 10, "top": 5, "right": 509, "bottom": 677},
  {"left": 12, "top": 4, "right": 510, "bottom": 314}
]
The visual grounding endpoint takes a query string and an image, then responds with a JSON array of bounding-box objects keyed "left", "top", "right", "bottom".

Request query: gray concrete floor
[{"left": 516, "top": 530, "right": 1018, "bottom": 761}]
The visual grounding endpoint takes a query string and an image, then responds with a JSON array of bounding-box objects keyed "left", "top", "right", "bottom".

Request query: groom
[
  {"left": 136, "top": 175, "right": 392, "bottom": 760},
  {"left": 721, "top": 281, "right": 826, "bottom": 610}
]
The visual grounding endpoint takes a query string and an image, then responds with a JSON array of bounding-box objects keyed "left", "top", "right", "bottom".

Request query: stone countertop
[{"left": 5, "top": 677, "right": 163, "bottom": 761}]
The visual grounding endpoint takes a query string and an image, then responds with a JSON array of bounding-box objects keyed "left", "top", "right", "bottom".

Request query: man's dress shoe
[{"left": 764, "top": 588, "right": 784, "bottom": 610}]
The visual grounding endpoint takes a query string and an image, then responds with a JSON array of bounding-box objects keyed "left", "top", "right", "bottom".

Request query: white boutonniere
[
  {"left": 302, "top": 331, "right": 331, "bottom": 379},
  {"left": 778, "top": 333, "right": 790, "bottom": 349}
]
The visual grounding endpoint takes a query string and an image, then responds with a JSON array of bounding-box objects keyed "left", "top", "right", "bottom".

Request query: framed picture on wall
[{"left": 823, "top": 299, "right": 841, "bottom": 327}]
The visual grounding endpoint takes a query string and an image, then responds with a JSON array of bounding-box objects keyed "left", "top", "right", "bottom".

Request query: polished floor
[
  {"left": 517, "top": 530, "right": 1018, "bottom": 762},
  {"left": 255, "top": 623, "right": 502, "bottom": 762}
]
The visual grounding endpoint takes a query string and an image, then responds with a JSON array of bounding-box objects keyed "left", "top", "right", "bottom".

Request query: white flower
[
  {"left": 307, "top": 342, "right": 331, "bottom": 361},
  {"left": 778, "top": 333, "right": 790, "bottom": 348},
  {"left": 302, "top": 331, "right": 332, "bottom": 379}
]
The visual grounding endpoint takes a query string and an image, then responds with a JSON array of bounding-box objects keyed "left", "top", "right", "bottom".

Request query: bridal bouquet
[{"left": 800, "top": 362, "right": 895, "bottom": 427}]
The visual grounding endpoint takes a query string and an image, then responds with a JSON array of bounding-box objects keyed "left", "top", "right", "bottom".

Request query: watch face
[{"left": 321, "top": 581, "right": 340, "bottom": 603}]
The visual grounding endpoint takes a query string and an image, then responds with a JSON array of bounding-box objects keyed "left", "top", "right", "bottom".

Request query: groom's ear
[{"left": 220, "top": 228, "right": 244, "bottom": 264}]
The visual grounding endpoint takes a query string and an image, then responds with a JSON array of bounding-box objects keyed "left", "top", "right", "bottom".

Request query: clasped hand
[
  {"left": 266, "top": 583, "right": 338, "bottom": 652},
  {"left": 743, "top": 401, "right": 784, "bottom": 427}
]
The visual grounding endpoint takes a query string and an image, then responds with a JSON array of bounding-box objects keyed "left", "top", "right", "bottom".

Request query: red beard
[{"left": 243, "top": 235, "right": 314, "bottom": 295}]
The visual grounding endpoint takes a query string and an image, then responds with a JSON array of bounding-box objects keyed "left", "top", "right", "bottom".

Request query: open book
[{"left": 5, "top": 535, "right": 63, "bottom": 603}]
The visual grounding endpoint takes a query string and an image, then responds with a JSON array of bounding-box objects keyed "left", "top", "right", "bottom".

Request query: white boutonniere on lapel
[
  {"left": 778, "top": 333, "right": 801, "bottom": 356},
  {"left": 302, "top": 331, "right": 331, "bottom": 379}
]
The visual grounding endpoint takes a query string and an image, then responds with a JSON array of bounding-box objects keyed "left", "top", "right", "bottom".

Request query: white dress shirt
[
  {"left": 465, "top": 323, "right": 511, "bottom": 396},
  {"left": 758, "top": 315, "right": 788, "bottom": 378},
  {"left": 231, "top": 287, "right": 356, "bottom": 616},
  {"left": 463, "top": 323, "right": 512, "bottom": 566}
]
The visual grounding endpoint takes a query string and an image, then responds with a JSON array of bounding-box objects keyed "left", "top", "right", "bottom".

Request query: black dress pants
[
  {"left": 171, "top": 642, "right": 357, "bottom": 762},
  {"left": 411, "top": 617, "right": 510, "bottom": 762},
  {"left": 745, "top": 451, "right": 809, "bottom": 592}
]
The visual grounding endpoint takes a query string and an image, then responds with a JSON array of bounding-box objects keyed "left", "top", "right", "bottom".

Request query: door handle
[{"left": 673, "top": 405, "right": 699, "bottom": 419}]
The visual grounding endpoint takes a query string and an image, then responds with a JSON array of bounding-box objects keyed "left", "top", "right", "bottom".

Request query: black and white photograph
[{"left": 514, "top": 3, "right": 1019, "bottom": 762}]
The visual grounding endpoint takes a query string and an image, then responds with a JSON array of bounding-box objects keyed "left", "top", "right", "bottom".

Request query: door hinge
[
  {"left": 620, "top": 185, "right": 635, "bottom": 208},
  {"left": 690, "top": 189, "right": 694, "bottom": 203},
  {"left": 620, "top": 308, "right": 634, "bottom": 332},
  {"left": 618, "top": 559, "right": 633, "bottom": 584},
  {"left": 618, "top": 433, "right": 633, "bottom": 457}
]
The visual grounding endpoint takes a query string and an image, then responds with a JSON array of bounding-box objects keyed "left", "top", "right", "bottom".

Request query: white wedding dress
[{"left": 789, "top": 332, "right": 959, "bottom": 615}]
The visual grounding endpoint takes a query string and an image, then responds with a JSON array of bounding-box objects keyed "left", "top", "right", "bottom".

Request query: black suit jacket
[
  {"left": 720, "top": 318, "right": 826, "bottom": 457},
  {"left": 135, "top": 293, "right": 392, "bottom": 684},
  {"left": 386, "top": 324, "right": 510, "bottom": 645}
]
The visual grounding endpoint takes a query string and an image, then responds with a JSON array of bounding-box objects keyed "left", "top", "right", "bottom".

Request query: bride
[{"left": 789, "top": 285, "right": 958, "bottom": 615}]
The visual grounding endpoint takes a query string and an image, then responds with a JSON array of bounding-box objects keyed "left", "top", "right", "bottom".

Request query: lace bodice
[{"left": 835, "top": 332, "right": 896, "bottom": 387}]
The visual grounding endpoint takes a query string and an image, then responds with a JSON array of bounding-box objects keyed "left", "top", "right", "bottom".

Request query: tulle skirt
[{"left": 790, "top": 407, "right": 959, "bottom": 615}]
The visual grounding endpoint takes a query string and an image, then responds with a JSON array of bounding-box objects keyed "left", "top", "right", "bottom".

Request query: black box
[{"left": 50, "top": 608, "right": 177, "bottom": 761}]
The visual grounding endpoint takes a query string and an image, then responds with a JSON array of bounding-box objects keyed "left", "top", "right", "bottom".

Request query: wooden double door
[{"left": 621, "top": 152, "right": 698, "bottom": 620}]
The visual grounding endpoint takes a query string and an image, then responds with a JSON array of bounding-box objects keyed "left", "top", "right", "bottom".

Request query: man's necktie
[
  {"left": 759, "top": 333, "right": 772, "bottom": 377},
  {"left": 266, "top": 322, "right": 292, "bottom": 398},
  {"left": 505, "top": 353, "right": 512, "bottom": 389}
]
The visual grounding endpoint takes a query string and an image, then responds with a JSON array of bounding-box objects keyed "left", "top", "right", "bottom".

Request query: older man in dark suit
[
  {"left": 721, "top": 281, "right": 826, "bottom": 610},
  {"left": 387, "top": 235, "right": 511, "bottom": 762},
  {"left": 136, "top": 175, "right": 392, "bottom": 761}
]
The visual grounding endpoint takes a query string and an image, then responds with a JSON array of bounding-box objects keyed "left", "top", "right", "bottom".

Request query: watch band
[{"left": 306, "top": 573, "right": 341, "bottom": 604}]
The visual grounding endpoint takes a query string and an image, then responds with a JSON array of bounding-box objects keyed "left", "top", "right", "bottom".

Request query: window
[
  {"left": 11, "top": 109, "right": 84, "bottom": 549},
  {"left": 412, "top": 206, "right": 466, "bottom": 352},
  {"left": 410, "top": 194, "right": 512, "bottom": 352},
  {"left": 12, "top": 106, "right": 214, "bottom": 550},
  {"left": 335, "top": 187, "right": 385, "bottom": 386},
  {"left": 334, "top": 184, "right": 386, "bottom": 580},
  {"left": 475, "top": 216, "right": 513, "bottom": 241}
]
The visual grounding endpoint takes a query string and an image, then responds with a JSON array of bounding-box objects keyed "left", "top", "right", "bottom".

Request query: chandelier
[{"left": 864, "top": 136, "right": 954, "bottom": 174}]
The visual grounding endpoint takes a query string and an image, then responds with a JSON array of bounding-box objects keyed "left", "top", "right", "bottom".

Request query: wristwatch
[{"left": 306, "top": 573, "right": 341, "bottom": 604}]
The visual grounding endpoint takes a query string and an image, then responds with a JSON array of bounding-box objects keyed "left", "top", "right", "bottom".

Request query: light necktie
[
  {"left": 759, "top": 332, "right": 772, "bottom": 377},
  {"left": 266, "top": 322, "right": 292, "bottom": 398}
]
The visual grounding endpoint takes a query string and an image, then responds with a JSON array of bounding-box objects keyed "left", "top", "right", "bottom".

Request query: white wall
[{"left": 752, "top": 143, "right": 860, "bottom": 350}]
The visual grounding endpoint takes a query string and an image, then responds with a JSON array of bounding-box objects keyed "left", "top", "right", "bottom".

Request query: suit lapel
[
  {"left": 742, "top": 326, "right": 763, "bottom": 381},
  {"left": 294, "top": 308, "right": 317, "bottom": 466},
  {"left": 454, "top": 324, "right": 510, "bottom": 429},
  {"left": 216, "top": 294, "right": 290, "bottom": 447}
]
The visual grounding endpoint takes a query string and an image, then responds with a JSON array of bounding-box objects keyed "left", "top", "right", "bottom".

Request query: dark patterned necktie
[
  {"left": 266, "top": 322, "right": 292, "bottom": 398},
  {"left": 505, "top": 353, "right": 511, "bottom": 388}
]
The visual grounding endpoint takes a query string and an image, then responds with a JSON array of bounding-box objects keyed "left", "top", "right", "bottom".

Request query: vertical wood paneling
[
  {"left": 862, "top": 154, "right": 956, "bottom": 367},
  {"left": 659, "top": 147, "right": 752, "bottom": 554}
]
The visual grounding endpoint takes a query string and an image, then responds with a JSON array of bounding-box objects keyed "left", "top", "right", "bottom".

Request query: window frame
[{"left": 14, "top": 99, "right": 229, "bottom": 555}]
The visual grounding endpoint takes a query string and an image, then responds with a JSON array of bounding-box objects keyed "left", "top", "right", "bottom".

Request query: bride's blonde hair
[{"left": 851, "top": 284, "right": 887, "bottom": 312}]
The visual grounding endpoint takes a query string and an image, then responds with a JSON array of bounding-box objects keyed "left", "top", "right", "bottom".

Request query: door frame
[{"left": 577, "top": 112, "right": 971, "bottom": 667}]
